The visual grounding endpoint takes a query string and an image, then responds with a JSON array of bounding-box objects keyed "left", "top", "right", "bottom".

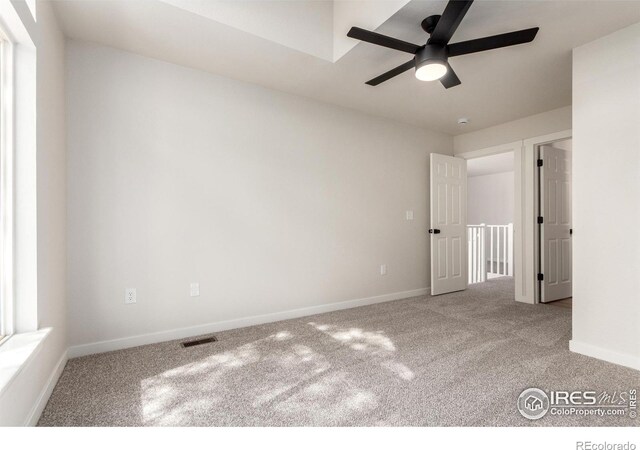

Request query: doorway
[
  {"left": 441, "top": 129, "right": 572, "bottom": 304},
  {"left": 537, "top": 138, "right": 573, "bottom": 304},
  {"left": 466, "top": 151, "right": 515, "bottom": 286}
]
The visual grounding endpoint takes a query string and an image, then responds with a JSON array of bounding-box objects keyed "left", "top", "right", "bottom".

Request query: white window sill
[{"left": 0, "top": 328, "right": 51, "bottom": 398}]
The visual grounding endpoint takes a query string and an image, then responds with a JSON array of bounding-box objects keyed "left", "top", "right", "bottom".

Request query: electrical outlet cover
[{"left": 125, "top": 288, "right": 137, "bottom": 304}]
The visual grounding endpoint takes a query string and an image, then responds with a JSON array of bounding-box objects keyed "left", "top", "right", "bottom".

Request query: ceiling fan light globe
[{"left": 415, "top": 62, "right": 448, "bottom": 81}]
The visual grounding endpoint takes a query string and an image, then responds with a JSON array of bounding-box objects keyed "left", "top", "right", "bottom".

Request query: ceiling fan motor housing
[
  {"left": 421, "top": 15, "right": 441, "bottom": 34},
  {"left": 416, "top": 45, "right": 448, "bottom": 68}
]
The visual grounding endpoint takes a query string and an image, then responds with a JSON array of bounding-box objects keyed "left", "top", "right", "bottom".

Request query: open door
[
  {"left": 430, "top": 153, "right": 467, "bottom": 295},
  {"left": 540, "top": 146, "right": 572, "bottom": 302}
]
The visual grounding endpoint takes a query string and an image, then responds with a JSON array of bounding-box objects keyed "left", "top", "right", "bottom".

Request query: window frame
[{"left": 0, "top": 27, "right": 15, "bottom": 344}]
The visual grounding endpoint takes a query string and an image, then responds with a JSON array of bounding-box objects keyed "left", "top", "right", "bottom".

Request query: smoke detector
[{"left": 458, "top": 117, "right": 470, "bottom": 125}]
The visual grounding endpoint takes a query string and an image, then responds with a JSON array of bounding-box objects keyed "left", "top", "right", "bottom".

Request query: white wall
[
  {"left": 0, "top": 0, "right": 67, "bottom": 425},
  {"left": 571, "top": 22, "right": 640, "bottom": 370},
  {"left": 66, "top": 42, "right": 453, "bottom": 352},
  {"left": 35, "top": 0, "right": 68, "bottom": 400},
  {"left": 453, "top": 106, "right": 572, "bottom": 155},
  {"left": 467, "top": 172, "right": 514, "bottom": 226}
]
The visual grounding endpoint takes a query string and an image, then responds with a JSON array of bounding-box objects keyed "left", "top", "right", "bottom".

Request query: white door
[
  {"left": 540, "top": 146, "right": 572, "bottom": 302},
  {"left": 430, "top": 153, "right": 467, "bottom": 295}
]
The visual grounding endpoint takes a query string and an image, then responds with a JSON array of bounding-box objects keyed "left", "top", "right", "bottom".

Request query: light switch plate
[
  {"left": 406, "top": 210, "right": 414, "bottom": 220},
  {"left": 190, "top": 283, "right": 200, "bottom": 297}
]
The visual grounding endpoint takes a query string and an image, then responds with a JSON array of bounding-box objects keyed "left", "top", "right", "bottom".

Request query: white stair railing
[
  {"left": 487, "top": 223, "right": 513, "bottom": 278},
  {"left": 467, "top": 223, "right": 513, "bottom": 284},
  {"left": 467, "top": 224, "right": 486, "bottom": 284}
]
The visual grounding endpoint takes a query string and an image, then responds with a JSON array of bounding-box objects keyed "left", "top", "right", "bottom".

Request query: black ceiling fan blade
[
  {"left": 447, "top": 27, "right": 539, "bottom": 57},
  {"left": 348, "top": 27, "right": 421, "bottom": 54},
  {"left": 440, "top": 63, "right": 461, "bottom": 89},
  {"left": 428, "top": 0, "right": 474, "bottom": 46},
  {"left": 366, "top": 59, "right": 415, "bottom": 86}
]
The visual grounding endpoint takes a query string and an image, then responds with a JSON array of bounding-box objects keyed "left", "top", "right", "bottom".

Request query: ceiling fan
[{"left": 347, "top": 0, "right": 539, "bottom": 88}]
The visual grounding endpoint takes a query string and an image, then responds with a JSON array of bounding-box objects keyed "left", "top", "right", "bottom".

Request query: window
[{"left": 0, "top": 30, "right": 12, "bottom": 345}]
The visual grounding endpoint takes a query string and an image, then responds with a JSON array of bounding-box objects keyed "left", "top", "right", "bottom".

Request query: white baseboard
[
  {"left": 68, "top": 287, "right": 430, "bottom": 358},
  {"left": 24, "top": 350, "right": 68, "bottom": 426},
  {"left": 569, "top": 340, "right": 640, "bottom": 371}
]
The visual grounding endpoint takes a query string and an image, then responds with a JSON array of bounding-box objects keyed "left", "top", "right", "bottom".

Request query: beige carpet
[{"left": 39, "top": 278, "right": 639, "bottom": 426}]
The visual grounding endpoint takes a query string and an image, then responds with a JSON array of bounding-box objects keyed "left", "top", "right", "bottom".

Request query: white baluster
[
  {"left": 480, "top": 224, "right": 486, "bottom": 282},
  {"left": 490, "top": 226, "right": 494, "bottom": 276},
  {"left": 507, "top": 223, "right": 513, "bottom": 276}
]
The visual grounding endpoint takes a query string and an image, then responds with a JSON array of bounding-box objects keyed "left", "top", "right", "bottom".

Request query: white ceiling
[
  {"left": 52, "top": 0, "right": 640, "bottom": 135},
  {"left": 467, "top": 151, "right": 513, "bottom": 177}
]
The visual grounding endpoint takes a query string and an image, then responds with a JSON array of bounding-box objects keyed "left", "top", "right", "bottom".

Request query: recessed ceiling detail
[
  {"left": 160, "top": 0, "right": 410, "bottom": 62},
  {"left": 161, "top": 0, "right": 335, "bottom": 60}
]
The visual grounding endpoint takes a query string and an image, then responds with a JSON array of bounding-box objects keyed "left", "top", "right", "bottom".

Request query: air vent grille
[{"left": 181, "top": 336, "right": 218, "bottom": 348}]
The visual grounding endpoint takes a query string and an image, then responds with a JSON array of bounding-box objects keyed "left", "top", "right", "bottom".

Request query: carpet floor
[{"left": 39, "top": 278, "right": 639, "bottom": 426}]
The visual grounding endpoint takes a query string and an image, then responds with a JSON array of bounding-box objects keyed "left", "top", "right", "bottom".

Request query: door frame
[{"left": 455, "top": 129, "right": 572, "bottom": 304}]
